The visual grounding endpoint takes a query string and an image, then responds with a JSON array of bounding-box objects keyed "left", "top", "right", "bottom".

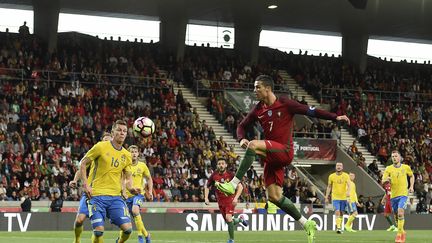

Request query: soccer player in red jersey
[
  {"left": 205, "top": 159, "right": 248, "bottom": 243},
  {"left": 216, "top": 75, "right": 350, "bottom": 243},
  {"left": 382, "top": 180, "right": 398, "bottom": 232}
]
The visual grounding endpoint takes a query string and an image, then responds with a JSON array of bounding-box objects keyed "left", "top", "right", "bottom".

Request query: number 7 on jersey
[{"left": 268, "top": 121, "right": 273, "bottom": 132}]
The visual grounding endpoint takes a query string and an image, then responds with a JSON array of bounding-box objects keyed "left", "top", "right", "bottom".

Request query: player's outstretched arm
[
  {"left": 79, "top": 157, "right": 92, "bottom": 198},
  {"left": 325, "top": 182, "right": 332, "bottom": 204},
  {"left": 283, "top": 97, "right": 350, "bottom": 124},
  {"left": 381, "top": 194, "right": 387, "bottom": 205},
  {"left": 382, "top": 168, "right": 390, "bottom": 185},
  {"left": 236, "top": 108, "right": 257, "bottom": 143},
  {"left": 204, "top": 174, "right": 215, "bottom": 205},
  {"left": 336, "top": 115, "right": 350, "bottom": 125},
  {"left": 204, "top": 185, "right": 210, "bottom": 205},
  {"left": 232, "top": 183, "right": 243, "bottom": 206},
  {"left": 144, "top": 174, "right": 154, "bottom": 201},
  {"left": 69, "top": 169, "right": 81, "bottom": 188},
  {"left": 121, "top": 173, "right": 128, "bottom": 199},
  {"left": 408, "top": 174, "right": 414, "bottom": 193},
  {"left": 124, "top": 171, "right": 141, "bottom": 195},
  {"left": 346, "top": 179, "right": 351, "bottom": 202}
]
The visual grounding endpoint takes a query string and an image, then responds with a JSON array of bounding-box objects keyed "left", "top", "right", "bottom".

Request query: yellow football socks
[
  {"left": 91, "top": 234, "right": 104, "bottom": 243},
  {"left": 119, "top": 229, "right": 131, "bottom": 243},
  {"left": 74, "top": 225, "right": 83, "bottom": 243},
  {"left": 134, "top": 215, "right": 149, "bottom": 237},
  {"left": 336, "top": 216, "right": 342, "bottom": 229},
  {"left": 346, "top": 215, "right": 355, "bottom": 228},
  {"left": 397, "top": 217, "right": 405, "bottom": 233}
]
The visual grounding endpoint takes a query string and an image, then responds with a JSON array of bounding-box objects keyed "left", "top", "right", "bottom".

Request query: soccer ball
[{"left": 133, "top": 117, "right": 155, "bottom": 137}]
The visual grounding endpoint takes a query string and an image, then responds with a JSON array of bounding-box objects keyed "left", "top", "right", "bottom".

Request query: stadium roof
[{"left": 3, "top": 0, "right": 432, "bottom": 42}]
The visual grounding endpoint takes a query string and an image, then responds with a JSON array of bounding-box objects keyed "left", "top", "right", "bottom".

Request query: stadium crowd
[
  {"left": 291, "top": 54, "right": 432, "bottom": 212},
  {"left": 1, "top": 32, "right": 431, "bottom": 214},
  {"left": 0, "top": 33, "right": 320, "bottom": 208}
]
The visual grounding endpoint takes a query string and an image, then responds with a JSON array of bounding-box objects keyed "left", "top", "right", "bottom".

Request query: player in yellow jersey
[
  {"left": 382, "top": 150, "right": 414, "bottom": 243},
  {"left": 70, "top": 132, "right": 112, "bottom": 243},
  {"left": 344, "top": 173, "right": 358, "bottom": 232},
  {"left": 80, "top": 120, "right": 141, "bottom": 243},
  {"left": 123, "top": 145, "right": 153, "bottom": 243},
  {"left": 325, "top": 162, "right": 350, "bottom": 234}
]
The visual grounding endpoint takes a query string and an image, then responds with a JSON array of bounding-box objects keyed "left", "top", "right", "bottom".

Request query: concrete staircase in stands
[
  {"left": 279, "top": 70, "right": 385, "bottom": 172},
  {"left": 172, "top": 84, "right": 264, "bottom": 175},
  {"left": 279, "top": 69, "right": 423, "bottom": 204}
]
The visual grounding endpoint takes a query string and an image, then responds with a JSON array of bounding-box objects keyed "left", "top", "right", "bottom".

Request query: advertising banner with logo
[
  {"left": 225, "top": 91, "right": 258, "bottom": 113},
  {"left": 294, "top": 138, "right": 337, "bottom": 161},
  {"left": 1, "top": 213, "right": 431, "bottom": 232}
]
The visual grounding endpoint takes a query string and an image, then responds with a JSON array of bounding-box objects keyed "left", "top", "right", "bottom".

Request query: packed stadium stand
[
  {"left": 0, "top": 31, "right": 431, "bottom": 215},
  {"left": 279, "top": 54, "right": 431, "bottom": 212}
]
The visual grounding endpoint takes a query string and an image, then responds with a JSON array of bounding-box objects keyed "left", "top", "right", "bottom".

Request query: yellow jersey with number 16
[{"left": 84, "top": 140, "right": 132, "bottom": 196}]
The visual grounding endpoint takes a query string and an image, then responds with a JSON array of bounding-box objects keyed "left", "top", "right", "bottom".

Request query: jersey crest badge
[{"left": 268, "top": 110, "right": 272, "bottom": 117}]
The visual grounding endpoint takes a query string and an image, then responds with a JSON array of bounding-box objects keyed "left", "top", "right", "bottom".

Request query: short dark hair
[
  {"left": 255, "top": 75, "right": 274, "bottom": 90},
  {"left": 391, "top": 150, "right": 400, "bottom": 155},
  {"left": 112, "top": 120, "right": 127, "bottom": 131}
]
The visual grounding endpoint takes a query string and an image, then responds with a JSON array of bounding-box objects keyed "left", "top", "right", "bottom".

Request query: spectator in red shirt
[
  {"left": 153, "top": 184, "right": 166, "bottom": 201},
  {"left": 386, "top": 125, "right": 397, "bottom": 138},
  {"left": 74, "top": 103, "right": 85, "bottom": 116},
  {"left": 167, "top": 134, "right": 180, "bottom": 148},
  {"left": 152, "top": 173, "right": 164, "bottom": 188}
]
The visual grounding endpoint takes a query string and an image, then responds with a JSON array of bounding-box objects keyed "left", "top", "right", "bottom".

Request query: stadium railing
[
  {"left": 321, "top": 87, "right": 432, "bottom": 104},
  {"left": 292, "top": 131, "right": 333, "bottom": 139},
  {"left": 193, "top": 79, "right": 291, "bottom": 97},
  {"left": 0, "top": 67, "right": 172, "bottom": 88}
]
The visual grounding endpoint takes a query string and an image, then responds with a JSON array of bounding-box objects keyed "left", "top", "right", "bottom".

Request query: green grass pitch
[{"left": 0, "top": 230, "right": 431, "bottom": 242}]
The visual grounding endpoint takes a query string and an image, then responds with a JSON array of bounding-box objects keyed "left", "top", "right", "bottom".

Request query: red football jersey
[
  {"left": 237, "top": 96, "right": 337, "bottom": 148},
  {"left": 384, "top": 183, "right": 392, "bottom": 201},
  {"left": 207, "top": 171, "right": 235, "bottom": 203}
]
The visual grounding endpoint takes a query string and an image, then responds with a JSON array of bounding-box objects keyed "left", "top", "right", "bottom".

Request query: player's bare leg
[
  {"left": 267, "top": 184, "right": 316, "bottom": 243},
  {"left": 216, "top": 140, "right": 266, "bottom": 195},
  {"left": 73, "top": 214, "right": 86, "bottom": 243},
  {"left": 116, "top": 223, "right": 133, "bottom": 243}
]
